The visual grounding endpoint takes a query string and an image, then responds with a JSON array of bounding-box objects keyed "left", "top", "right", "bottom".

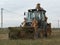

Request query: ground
[{"left": 0, "top": 28, "right": 60, "bottom": 45}]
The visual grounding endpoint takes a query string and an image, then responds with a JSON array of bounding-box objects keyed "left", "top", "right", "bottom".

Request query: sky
[{"left": 0, "top": 0, "right": 60, "bottom": 28}]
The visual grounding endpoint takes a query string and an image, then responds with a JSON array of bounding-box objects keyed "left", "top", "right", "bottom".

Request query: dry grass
[
  {"left": 0, "top": 38, "right": 60, "bottom": 45},
  {"left": 0, "top": 34, "right": 8, "bottom": 40},
  {"left": 0, "top": 29, "right": 60, "bottom": 45}
]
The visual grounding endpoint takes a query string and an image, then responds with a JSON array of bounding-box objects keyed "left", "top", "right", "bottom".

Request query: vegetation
[
  {"left": 0, "top": 28, "right": 9, "bottom": 34},
  {"left": 0, "top": 28, "right": 60, "bottom": 45},
  {"left": 0, "top": 38, "right": 60, "bottom": 45}
]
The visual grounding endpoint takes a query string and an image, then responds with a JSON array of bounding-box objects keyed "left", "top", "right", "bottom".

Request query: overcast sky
[{"left": 0, "top": 0, "right": 60, "bottom": 28}]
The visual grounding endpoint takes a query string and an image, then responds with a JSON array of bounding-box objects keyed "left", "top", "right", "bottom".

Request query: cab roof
[{"left": 28, "top": 9, "right": 46, "bottom": 12}]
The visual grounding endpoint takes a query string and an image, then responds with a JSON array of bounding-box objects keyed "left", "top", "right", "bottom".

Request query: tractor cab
[
  {"left": 24, "top": 9, "right": 46, "bottom": 26},
  {"left": 23, "top": 3, "right": 46, "bottom": 26},
  {"left": 24, "top": 9, "right": 46, "bottom": 22}
]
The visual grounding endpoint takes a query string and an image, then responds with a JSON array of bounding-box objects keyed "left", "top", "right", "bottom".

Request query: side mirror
[
  {"left": 24, "top": 12, "right": 28, "bottom": 16},
  {"left": 24, "top": 12, "right": 25, "bottom": 15}
]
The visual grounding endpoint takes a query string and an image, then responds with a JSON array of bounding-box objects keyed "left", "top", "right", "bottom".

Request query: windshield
[
  {"left": 32, "top": 11, "right": 41, "bottom": 20},
  {"left": 29, "top": 11, "right": 44, "bottom": 20},
  {"left": 25, "top": 11, "right": 45, "bottom": 22}
]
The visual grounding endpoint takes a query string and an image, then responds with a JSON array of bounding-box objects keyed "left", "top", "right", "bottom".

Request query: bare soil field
[{"left": 0, "top": 28, "right": 60, "bottom": 45}]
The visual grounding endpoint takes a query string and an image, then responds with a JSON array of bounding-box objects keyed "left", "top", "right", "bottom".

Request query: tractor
[{"left": 8, "top": 3, "right": 51, "bottom": 39}]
